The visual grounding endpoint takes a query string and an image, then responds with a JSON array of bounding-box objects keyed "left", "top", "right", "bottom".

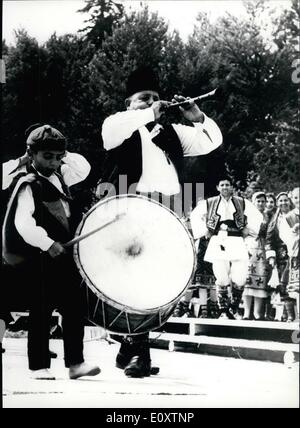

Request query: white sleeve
[
  {"left": 60, "top": 151, "right": 91, "bottom": 187},
  {"left": 102, "top": 108, "right": 155, "bottom": 150},
  {"left": 2, "top": 159, "right": 23, "bottom": 190},
  {"left": 244, "top": 199, "right": 263, "bottom": 237},
  {"left": 172, "top": 114, "right": 223, "bottom": 156},
  {"left": 190, "top": 200, "right": 208, "bottom": 239},
  {"left": 14, "top": 185, "right": 54, "bottom": 252},
  {"left": 278, "top": 218, "right": 295, "bottom": 256}
]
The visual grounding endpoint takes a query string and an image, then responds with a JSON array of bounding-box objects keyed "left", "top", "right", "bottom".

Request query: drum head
[{"left": 75, "top": 195, "right": 195, "bottom": 311}]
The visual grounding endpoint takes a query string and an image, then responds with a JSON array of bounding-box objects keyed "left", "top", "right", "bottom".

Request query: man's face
[
  {"left": 217, "top": 180, "right": 232, "bottom": 198},
  {"left": 126, "top": 90, "right": 160, "bottom": 110},
  {"left": 277, "top": 194, "right": 290, "bottom": 213},
  {"left": 31, "top": 150, "right": 66, "bottom": 177},
  {"left": 254, "top": 196, "right": 266, "bottom": 213}
]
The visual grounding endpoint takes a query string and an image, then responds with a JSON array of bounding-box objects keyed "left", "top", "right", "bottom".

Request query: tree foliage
[{"left": 2, "top": 1, "right": 299, "bottom": 196}]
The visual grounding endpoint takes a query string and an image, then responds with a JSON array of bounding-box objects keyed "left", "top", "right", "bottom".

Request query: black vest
[
  {"left": 3, "top": 170, "right": 73, "bottom": 266},
  {"left": 101, "top": 122, "right": 184, "bottom": 195},
  {"left": 206, "top": 195, "right": 247, "bottom": 234}
]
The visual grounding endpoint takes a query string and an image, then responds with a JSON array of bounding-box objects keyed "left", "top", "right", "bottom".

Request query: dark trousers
[{"left": 27, "top": 253, "right": 85, "bottom": 370}]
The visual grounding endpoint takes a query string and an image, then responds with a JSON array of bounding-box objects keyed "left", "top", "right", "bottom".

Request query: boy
[{"left": 2, "top": 124, "right": 100, "bottom": 380}]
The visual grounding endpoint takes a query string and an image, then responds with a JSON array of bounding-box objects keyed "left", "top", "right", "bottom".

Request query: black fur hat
[{"left": 126, "top": 66, "right": 160, "bottom": 98}]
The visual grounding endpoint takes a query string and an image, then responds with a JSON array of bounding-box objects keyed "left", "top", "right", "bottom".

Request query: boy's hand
[
  {"left": 19, "top": 152, "right": 30, "bottom": 167},
  {"left": 171, "top": 95, "right": 204, "bottom": 123},
  {"left": 48, "top": 242, "right": 66, "bottom": 258}
]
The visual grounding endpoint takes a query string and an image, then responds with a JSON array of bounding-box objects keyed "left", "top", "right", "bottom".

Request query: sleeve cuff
[
  {"left": 40, "top": 238, "right": 55, "bottom": 252},
  {"left": 143, "top": 107, "right": 155, "bottom": 123},
  {"left": 266, "top": 250, "right": 276, "bottom": 259},
  {"left": 192, "top": 113, "right": 207, "bottom": 128}
]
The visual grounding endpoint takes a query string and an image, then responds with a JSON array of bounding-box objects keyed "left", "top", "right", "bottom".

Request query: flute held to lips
[{"left": 166, "top": 88, "right": 218, "bottom": 110}]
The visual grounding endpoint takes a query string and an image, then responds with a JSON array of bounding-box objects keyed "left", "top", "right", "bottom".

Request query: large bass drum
[{"left": 74, "top": 194, "right": 196, "bottom": 335}]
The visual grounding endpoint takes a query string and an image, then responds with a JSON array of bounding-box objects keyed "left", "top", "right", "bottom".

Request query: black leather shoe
[
  {"left": 124, "top": 356, "right": 159, "bottom": 378},
  {"left": 116, "top": 356, "right": 159, "bottom": 375}
]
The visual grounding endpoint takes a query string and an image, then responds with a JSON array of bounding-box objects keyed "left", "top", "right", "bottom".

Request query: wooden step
[
  {"left": 150, "top": 317, "right": 299, "bottom": 363},
  {"left": 157, "top": 317, "right": 299, "bottom": 343},
  {"left": 149, "top": 332, "right": 299, "bottom": 363}
]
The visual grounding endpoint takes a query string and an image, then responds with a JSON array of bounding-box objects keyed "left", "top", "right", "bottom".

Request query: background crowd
[{"left": 176, "top": 182, "right": 299, "bottom": 322}]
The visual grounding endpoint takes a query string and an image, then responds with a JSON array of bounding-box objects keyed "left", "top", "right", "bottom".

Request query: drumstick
[{"left": 64, "top": 213, "right": 126, "bottom": 248}]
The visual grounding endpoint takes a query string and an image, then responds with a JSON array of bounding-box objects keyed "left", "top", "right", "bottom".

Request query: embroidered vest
[
  {"left": 2, "top": 170, "right": 73, "bottom": 266},
  {"left": 206, "top": 195, "right": 246, "bottom": 233},
  {"left": 102, "top": 123, "right": 184, "bottom": 195}
]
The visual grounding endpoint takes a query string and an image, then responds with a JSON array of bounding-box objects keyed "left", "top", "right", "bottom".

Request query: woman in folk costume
[
  {"left": 276, "top": 187, "right": 299, "bottom": 321},
  {"left": 243, "top": 192, "right": 272, "bottom": 320},
  {"left": 190, "top": 177, "right": 263, "bottom": 319},
  {"left": 265, "top": 192, "right": 292, "bottom": 321}
]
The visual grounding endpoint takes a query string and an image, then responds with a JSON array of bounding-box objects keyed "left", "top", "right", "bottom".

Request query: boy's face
[
  {"left": 217, "top": 180, "right": 232, "bottom": 198},
  {"left": 31, "top": 150, "right": 66, "bottom": 177},
  {"left": 254, "top": 196, "right": 266, "bottom": 213},
  {"left": 126, "top": 90, "right": 160, "bottom": 110}
]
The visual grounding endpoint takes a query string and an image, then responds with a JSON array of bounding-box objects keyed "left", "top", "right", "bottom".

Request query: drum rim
[{"left": 74, "top": 193, "right": 197, "bottom": 314}]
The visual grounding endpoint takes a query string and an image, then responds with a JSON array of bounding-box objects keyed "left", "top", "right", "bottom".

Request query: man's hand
[
  {"left": 171, "top": 95, "right": 204, "bottom": 123},
  {"left": 292, "top": 223, "right": 299, "bottom": 235},
  {"left": 151, "top": 101, "right": 172, "bottom": 121},
  {"left": 47, "top": 242, "right": 66, "bottom": 258}
]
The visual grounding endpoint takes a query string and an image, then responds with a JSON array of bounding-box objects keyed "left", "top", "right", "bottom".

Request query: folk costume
[
  {"left": 2, "top": 126, "right": 97, "bottom": 376},
  {"left": 277, "top": 208, "right": 299, "bottom": 320},
  {"left": 101, "top": 67, "right": 223, "bottom": 377},
  {"left": 190, "top": 195, "right": 263, "bottom": 317},
  {"left": 265, "top": 209, "right": 290, "bottom": 320}
]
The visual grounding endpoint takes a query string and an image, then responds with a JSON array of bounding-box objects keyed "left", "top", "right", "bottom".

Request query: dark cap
[
  {"left": 126, "top": 66, "right": 160, "bottom": 98},
  {"left": 26, "top": 124, "right": 67, "bottom": 151}
]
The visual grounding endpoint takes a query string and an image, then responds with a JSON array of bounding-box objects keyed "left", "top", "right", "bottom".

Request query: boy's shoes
[
  {"left": 69, "top": 362, "right": 101, "bottom": 380},
  {"left": 30, "top": 368, "right": 56, "bottom": 380}
]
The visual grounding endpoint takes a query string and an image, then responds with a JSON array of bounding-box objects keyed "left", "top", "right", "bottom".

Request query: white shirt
[
  {"left": 3, "top": 152, "right": 91, "bottom": 252},
  {"left": 102, "top": 108, "right": 223, "bottom": 195},
  {"left": 190, "top": 196, "right": 263, "bottom": 240},
  {"left": 278, "top": 208, "right": 299, "bottom": 257}
]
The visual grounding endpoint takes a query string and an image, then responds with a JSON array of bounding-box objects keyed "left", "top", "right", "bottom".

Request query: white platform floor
[{"left": 2, "top": 337, "right": 299, "bottom": 408}]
